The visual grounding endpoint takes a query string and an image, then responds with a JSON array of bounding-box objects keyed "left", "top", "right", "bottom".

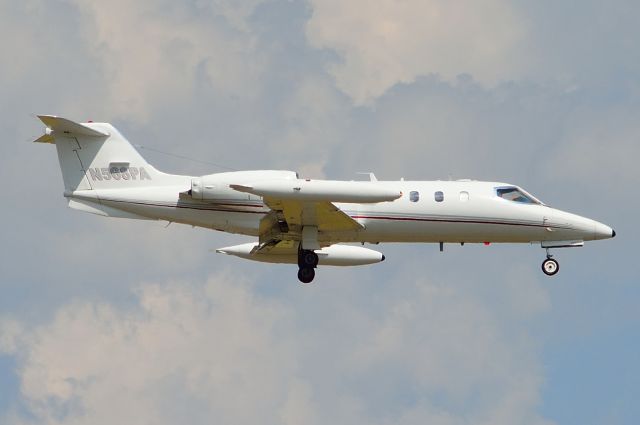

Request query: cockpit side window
[{"left": 496, "top": 187, "right": 540, "bottom": 204}]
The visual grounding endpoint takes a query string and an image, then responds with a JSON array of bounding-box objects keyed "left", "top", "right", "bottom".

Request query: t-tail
[{"left": 34, "top": 115, "right": 188, "bottom": 219}]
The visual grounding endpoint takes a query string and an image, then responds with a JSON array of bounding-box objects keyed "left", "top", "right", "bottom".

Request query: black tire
[
  {"left": 542, "top": 258, "right": 559, "bottom": 276},
  {"left": 300, "top": 250, "right": 319, "bottom": 268},
  {"left": 298, "top": 267, "right": 315, "bottom": 284}
]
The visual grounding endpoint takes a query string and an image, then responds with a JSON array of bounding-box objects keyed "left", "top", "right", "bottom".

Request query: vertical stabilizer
[{"left": 35, "top": 115, "right": 188, "bottom": 192}]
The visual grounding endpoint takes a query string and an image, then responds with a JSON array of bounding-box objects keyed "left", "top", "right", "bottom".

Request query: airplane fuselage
[
  {"left": 67, "top": 179, "right": 612, "bottom": 245},
  {"left": 36, "top": 115, "right": 615, "bottom": 282}
]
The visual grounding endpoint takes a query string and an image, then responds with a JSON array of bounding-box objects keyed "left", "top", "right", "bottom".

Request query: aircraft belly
[
  {"left": 356, "top": 215, "right": 546, "bottom": 243},
  {"left": 98, "top": 198, "right": 263, "bottom": 236},
  {"left": 318, "top": 229, "right": 362, "bottom": 243}
]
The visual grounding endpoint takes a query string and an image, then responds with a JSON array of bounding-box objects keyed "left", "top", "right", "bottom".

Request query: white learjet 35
[{"left": 35, "top": 116, "right": 615, "bottom": 283}]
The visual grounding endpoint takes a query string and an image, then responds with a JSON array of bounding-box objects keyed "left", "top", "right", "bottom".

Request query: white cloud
[
  {"left": 278, "top": 379, "right": 320, "bottom": 425},
  {"left": 275, "top": 75, "right": 350, "bottom": 177},
  {"left": 4, "top": 273, "right": 298, "bottom": 425},
  {"left": 2, "top": 272, "right": 552, "bottom": 425},
  {"left": 0, "top": 319, "right": 22, "bottom": 354},
  {"left": 198, "top": 0, "right": 267, "bottom": 31},
  {"left": 68, "top": 0, "right": 269, "bottom": 120},
  {"left": 306, "top": 0, "right": 527, "bottom": 104},
  {"left": 343, "top": 275, "right": 549, "bottom": 424},
  {"left": 544, "top": 105, "right": 640, "bottom": 189},
  {"left": 1, "top": 1, "right": 635, "bottom": 423}
]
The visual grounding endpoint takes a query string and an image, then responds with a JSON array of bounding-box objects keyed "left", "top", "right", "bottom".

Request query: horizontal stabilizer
[
  {"left": 37, "top": 115, "right": 109, "bottom": 138},
  {"left": 33, "top": 133, "right": 55, "bottom": 144}
]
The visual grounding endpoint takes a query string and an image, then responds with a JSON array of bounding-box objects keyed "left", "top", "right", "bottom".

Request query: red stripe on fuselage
[{"left": 350, "top": 215, "right": 565, "bottom": 229}]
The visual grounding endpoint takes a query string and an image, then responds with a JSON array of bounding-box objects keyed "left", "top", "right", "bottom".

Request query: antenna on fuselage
[
  {"left": 356, "top": 172, "right": 378, "bottom": 182},
  {"left": 133, "top": 144, "right": 238, "bottom": 171}
]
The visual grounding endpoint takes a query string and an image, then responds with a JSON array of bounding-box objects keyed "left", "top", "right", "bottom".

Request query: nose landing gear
[
  {"left": 298, "top": 249, "right": 319, "bottom": 284},
  {"left": 542, "top": 249, "right": 559, "bottom": 276}
]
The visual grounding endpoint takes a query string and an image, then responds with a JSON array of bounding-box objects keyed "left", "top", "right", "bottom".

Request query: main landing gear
[
  {"left": 298, "top": 249, "right": 319, "bottom": 284},
  {"left": 541, "top": 249, "right": 559, "bottom": 276}
]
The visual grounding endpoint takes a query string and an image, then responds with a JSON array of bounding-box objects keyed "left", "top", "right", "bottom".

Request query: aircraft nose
[{"left": 593, "top": 221, "right": 615, "bottom": 240}]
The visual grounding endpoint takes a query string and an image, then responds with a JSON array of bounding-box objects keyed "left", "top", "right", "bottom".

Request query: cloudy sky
[{"left": 1, "top": 0, "right": 638, "bottom": 424}]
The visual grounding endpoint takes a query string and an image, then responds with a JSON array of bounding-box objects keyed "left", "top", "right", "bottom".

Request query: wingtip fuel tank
[{"left": 217, "top": 243, "right": 385, "bottom": 266}]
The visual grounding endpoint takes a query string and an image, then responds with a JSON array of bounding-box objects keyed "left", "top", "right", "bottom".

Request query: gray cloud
[
  {"left": 306, "top": 0, "right": 527, "bottom": 104},
  {"left": 0, "top": 0, "right": 637, "bottom": 423},
  {"left": 1, "top": 270, "right": 552, "bottom": 425}
]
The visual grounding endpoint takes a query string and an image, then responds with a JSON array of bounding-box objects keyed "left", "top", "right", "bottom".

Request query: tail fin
[{"left": 35, "top": 115, "right": 186, "bottom": 192}]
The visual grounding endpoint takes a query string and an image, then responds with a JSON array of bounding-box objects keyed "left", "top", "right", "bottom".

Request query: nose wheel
[
  {"left": 298, "top": 249, "right": 319, "bottom": 284},
  {"left": 542, "top": 258, "right": 559, "bottom": 276}
]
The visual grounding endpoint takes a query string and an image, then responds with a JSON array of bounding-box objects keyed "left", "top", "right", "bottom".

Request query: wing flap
[
  {"left": 265, "top": 197, "right": 363, "bottom": 232},
  {"left": 251, "top": 239, "right": 297, "bottom": 255}
]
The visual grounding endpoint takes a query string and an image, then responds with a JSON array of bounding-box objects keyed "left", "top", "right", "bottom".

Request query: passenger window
[
  {"left": 410, "top": 191, "right": 419, "bottom": 202},
  {"left": 459, "top": 191, "right": 469, "bottom": 202},
  {"left": 434, "top": 191, "right": 444, "bottom": 202}
]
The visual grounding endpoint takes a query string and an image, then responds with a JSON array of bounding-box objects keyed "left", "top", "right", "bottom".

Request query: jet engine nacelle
[
  {"left": 190, "top": 170, "right": 298, "bottom": 201},
  {"left": 216, "top": 243, "right": 385, "bottom": 266},
  {"left": 230, "top": 179, "right": 402, "bottom": 203}
]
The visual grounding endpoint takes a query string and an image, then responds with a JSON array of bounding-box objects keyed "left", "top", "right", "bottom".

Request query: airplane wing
[
  {"left": 230, "top": 178, "right": 401, "bottom": 248},
  {"left": 250, "top": 198, "right": 362, "bottom": 252},
  {"left": 231, "top": 178, "right": 401, "bottom": 239},
  {"left": 263, "top": 197, "right": 363, "bottom": 232}
]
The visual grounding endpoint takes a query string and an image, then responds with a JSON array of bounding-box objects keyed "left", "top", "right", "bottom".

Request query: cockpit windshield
[{"left": 496, "top": 187, "right": 542, "bottom": 205}]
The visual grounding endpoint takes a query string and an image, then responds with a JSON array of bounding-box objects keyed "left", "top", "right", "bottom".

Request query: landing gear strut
[
  {"left": 541, "top": 249, "right": 559, "bottom": 276},
  {"left": 298, "top": 249, "right": 319, "bottom": 284}
]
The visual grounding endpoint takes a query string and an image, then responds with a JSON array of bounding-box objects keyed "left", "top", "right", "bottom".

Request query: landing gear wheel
[
  {"left": 542, "top": 258, "right": 559, "bottom": 276},
  {"left": 299, "top": 250, "right": 319, "bottom": 268},
  {"left": 298, "top": 267, "right": 315, "bottom": 284}
]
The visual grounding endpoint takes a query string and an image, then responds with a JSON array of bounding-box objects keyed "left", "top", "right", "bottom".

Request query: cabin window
[
  {"left": 434, "top": 191, "right": 444, "bottom": 202},
  {"left": 496, "top": 187, "right": 540, "bottom": 204},
  {"left": 459, "top": 191, "right": 469, "bottom": 202},
  {"left": 410, "top": 191, "right": 419, "bottom": 202}
]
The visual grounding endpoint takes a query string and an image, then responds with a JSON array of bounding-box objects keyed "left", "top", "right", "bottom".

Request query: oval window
[
  {"left": 410, "top": 191, "right": 419, "bottom": 202},
  {"left": 459, "top": 191, "right": 469, "bottom": 202},
  {"left": 434, "top": 191, "right": 444, "bottom": 202}
]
